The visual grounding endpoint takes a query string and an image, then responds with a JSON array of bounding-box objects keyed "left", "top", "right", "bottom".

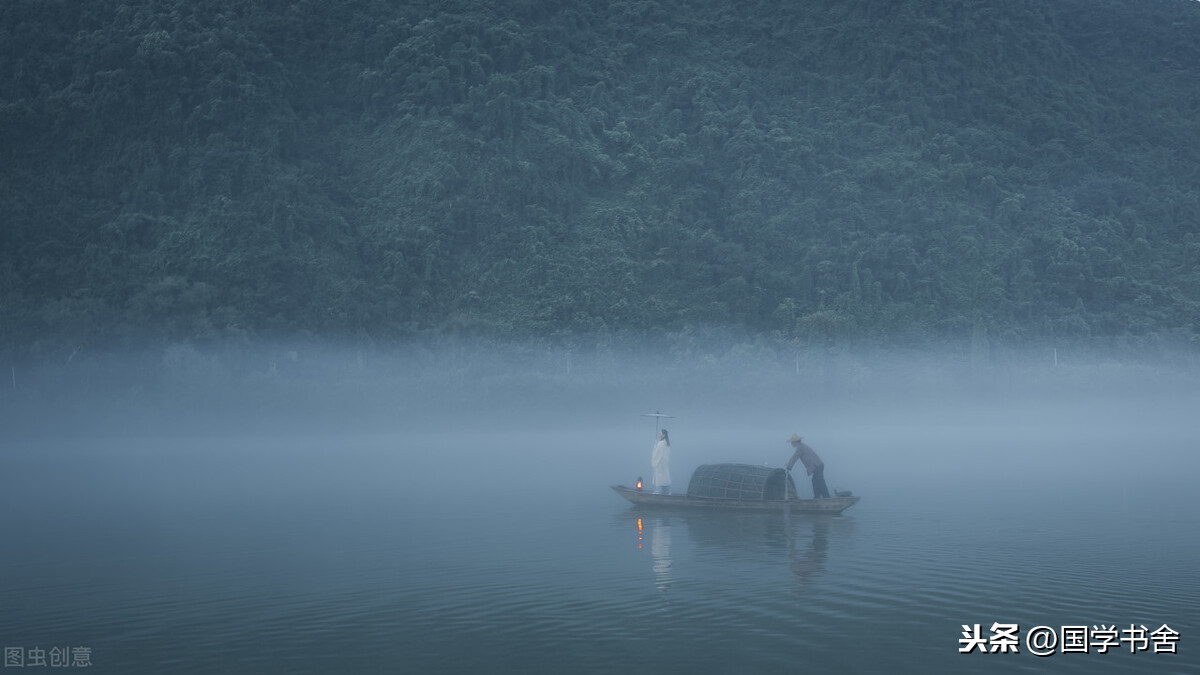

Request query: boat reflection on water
[
  {"left": 632, "top": 516, "right": 675, "bottom": 595},
  {"left": 618, "top": 510, "right": 854, "bottom": 590},
  {"left": 650, "top": 518, "right": 672, "bottom": 594},
  {"left": 786, "top": 518, "right": 828, "bottom": 590}
]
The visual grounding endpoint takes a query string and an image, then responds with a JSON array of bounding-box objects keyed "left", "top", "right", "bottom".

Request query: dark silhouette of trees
[{"left": 2, "top": 0, "right": 1199, "bottom": 360}]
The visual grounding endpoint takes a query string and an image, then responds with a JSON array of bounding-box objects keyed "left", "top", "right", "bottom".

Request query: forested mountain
[{"left": 3, "top": 0, "right": 1199, "bottom": 361}]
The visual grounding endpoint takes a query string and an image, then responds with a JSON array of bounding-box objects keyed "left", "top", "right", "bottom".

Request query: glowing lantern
[{"left": 635, "top": 476, "right": 643, "bottom": 491}]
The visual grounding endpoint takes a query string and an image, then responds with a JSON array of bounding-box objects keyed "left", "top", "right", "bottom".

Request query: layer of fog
[
  {"left": 4, "top": 338, "right": 1198, "bottom": 517},
  {"left": 6, "top": 337, "right": 1200, "bottom": 436}
]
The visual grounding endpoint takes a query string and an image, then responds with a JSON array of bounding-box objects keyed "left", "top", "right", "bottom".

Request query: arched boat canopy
[{"left": 687, "top": 463, "right": 798, "bottom": 501}]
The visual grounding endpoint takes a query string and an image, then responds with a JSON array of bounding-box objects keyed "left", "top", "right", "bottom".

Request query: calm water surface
[{"left": 2, "top": 424, "right": 1197, "bottom": 674}]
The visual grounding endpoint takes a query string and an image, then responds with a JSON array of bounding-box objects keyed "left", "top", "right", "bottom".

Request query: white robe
[{"left": 651, "top": 439, "right": 671, "bottom": 487}]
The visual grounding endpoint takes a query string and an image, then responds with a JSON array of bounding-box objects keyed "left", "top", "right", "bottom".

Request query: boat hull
[{"left": 610, "top": 485, "right": 859, "bottom": 514}]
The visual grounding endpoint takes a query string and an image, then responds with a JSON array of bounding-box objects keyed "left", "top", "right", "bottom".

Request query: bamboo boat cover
[{"left": 686, "top": 463, "right": 797, "bottom": 501}]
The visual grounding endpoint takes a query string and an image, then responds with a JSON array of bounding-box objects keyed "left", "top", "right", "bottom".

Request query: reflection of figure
[
  {"left": 786, "top": 434, "right": 830, "bottom": 499},
  {"left": 651, "top": 429, "right": 671, "bottom": 494},
  {"left": 789, "top": 519, "right": 829, "bottom": 588},
  {"left": 650, "top": 518, "right": 672, "bottom": 592}
]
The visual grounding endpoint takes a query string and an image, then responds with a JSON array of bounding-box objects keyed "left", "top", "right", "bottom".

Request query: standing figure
[
  {"left": 786, "top": 434, "right": 830, "bottom": 499},
  {"left": 651, "top": 429, "right": 671, "bottom": 495}
]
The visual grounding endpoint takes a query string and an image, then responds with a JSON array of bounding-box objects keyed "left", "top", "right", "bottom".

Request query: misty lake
[{"left": 2, "top": 385, "right": 1198, "bottom": 674}]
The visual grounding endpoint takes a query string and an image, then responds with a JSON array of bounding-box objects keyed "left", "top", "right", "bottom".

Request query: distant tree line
[{"left": 2, "top": 0, "right": 1199, "bottom": 363}]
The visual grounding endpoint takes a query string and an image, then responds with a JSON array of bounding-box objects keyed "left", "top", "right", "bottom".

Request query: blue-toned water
[{"left": 2, "top": 398, "right": 1197, "bottom": 674}]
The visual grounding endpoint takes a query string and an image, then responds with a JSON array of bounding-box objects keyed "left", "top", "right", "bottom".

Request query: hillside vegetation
[{"left": 3, "top": 0, "right": 1199, "bottom": 361}]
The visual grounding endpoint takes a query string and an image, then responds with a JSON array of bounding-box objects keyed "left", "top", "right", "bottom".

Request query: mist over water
[{"left": 2, "top": 342, "right": 1197, "bottom": 673}]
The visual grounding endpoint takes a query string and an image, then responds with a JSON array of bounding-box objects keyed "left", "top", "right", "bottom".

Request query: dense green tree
[{"left": 2, "top": 0, "right": 1199, "bottom": 361}]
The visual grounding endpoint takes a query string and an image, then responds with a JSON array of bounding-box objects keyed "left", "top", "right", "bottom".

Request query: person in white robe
[{"left": 651, "top": 429, "right": 671, "bottom": 494}]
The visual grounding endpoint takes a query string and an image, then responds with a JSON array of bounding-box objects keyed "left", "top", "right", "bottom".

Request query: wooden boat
[
  {"left": 610, "top": 484, "right": 860, "bottom": 513},
  {"left": 611, "top": 463, "right": 860, "bottom": 514}
]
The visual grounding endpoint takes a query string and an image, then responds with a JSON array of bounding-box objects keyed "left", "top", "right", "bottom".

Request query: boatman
[{"left": 786, "top": 434, "right": 831, "bottom": 499}]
